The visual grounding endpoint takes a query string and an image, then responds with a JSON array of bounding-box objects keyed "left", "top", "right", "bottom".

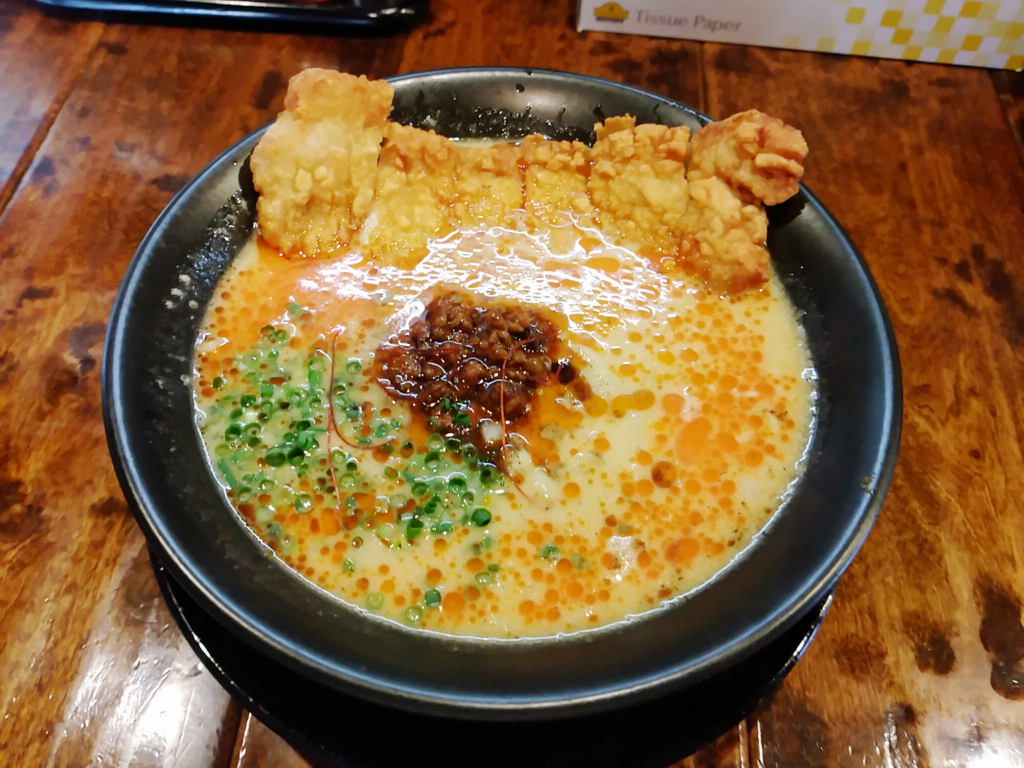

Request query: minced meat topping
[{"left": 375, "top": 293, "right": 567, "bottom": 460}]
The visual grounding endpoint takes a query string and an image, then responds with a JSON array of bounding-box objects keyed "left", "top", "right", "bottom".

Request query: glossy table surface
[{"left": 1, "top": 0, "right": 1022, "bottom": 765}]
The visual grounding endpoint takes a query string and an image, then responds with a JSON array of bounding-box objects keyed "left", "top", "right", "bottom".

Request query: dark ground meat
[{"left": 375, "top": 292, "right": 565, "bottom": 458}]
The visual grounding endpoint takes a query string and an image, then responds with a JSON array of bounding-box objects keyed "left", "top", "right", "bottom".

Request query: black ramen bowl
[{"left": 103, "top": 68, "right": 901, "bottom": 720}]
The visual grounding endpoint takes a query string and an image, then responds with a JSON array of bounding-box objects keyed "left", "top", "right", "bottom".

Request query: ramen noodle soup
[{"left": 192, "top": 70, "right": 814, "bottom": 638}]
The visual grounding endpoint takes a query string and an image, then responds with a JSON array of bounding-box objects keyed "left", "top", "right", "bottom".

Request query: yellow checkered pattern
[{"left": 809, "top": 1, "right": 1024, "bottom": 69}]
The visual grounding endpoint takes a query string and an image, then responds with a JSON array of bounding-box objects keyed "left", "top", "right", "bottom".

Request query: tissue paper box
[{"left": 577, "top": 1, "right": 1024, "bottom": 70}]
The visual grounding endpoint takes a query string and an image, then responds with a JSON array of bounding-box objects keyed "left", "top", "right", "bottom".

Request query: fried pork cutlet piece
[
  {"left": 453, "top": 144, "right": 525, "bottom": 229},
  {"left": 681, "top": 178, "right": 770, "bottom": 294},
  {"left": 681, "top": 110, "right": 808, "bottom": 293},
  {"left": 522, "top": 135, "right": 593, "bottom": 226},
  {"left": 588, "top": 115, "right": 691, "bottom": 256},
  {"left": 687, "top": 109, "right": 807, "bottom": 206},
  {"left": 366, "top": 123, "right": 458, "bottom": 267},
  {"left": 250, "top": 69, "right": 393, "bottom": 256}
]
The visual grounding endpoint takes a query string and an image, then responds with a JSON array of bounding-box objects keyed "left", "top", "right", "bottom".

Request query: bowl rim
[{"left": 103, "top": 66, "right": 903, "bottom": 718}]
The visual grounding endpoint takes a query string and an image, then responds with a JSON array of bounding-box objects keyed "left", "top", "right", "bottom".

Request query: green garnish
[
  {"left": 217, "top": 459, "right": 238, "bottom": 489},
  {"left": 470, "top": 508, "right": 492, "bottom": 527},
  {"left": 539, "top": 544, "right": 560, "bottom": 559},
  {"left": 424, "top": 589, "right": 441, "bottom": 607},
  {"left": 405, "top": 606, "right": 424, "bottom": 623}
]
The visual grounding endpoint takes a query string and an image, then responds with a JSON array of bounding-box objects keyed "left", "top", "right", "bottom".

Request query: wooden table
[{"left": 1, "top": 0, "right": 1022, "bottom": 764}]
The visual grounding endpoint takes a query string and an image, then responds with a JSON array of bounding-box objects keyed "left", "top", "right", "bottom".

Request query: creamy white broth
[{"left": 194, "top": 219, "right": 814, "bottom": 638}]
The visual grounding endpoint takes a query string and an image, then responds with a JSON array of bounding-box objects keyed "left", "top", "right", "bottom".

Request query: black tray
[
  {"left": 33, "top": 0, "right": 426, "bottom": 32},
  {"left": 153, "top": 551, "right": 832, "bottom": 767}
]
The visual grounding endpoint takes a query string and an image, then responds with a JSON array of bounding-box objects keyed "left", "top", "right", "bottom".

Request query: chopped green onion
[
  {"left": 265, "top": 448, "right": 286, "bottom": 467},
  {"left": 366, "top": 592, "right": 384, "bottom": 609},
  {"left": 240, "top": 394, "right": 257, "bottom": 407},
  {"left": 294, "top": 493, "right": 313, "bottom": 513},
  {"left": 224, "top": 422, "right": 243, "bottom": 440},
  {"left": 424, "top": 589, "right": 441, "bottom": 607},
  {"left": 539, "top": 544, "right": 560, "bottom": 559},
  {"left": 475, "top": 571, "right": 494, "bottom": 585},
  {"left": 487, "top": 563, "right": 499, "bottom": 572},
  {"left": 218, "top": 459, "right": 239, "bottom": 489},
  {"left": 212, "top": 376, "right": 225, "bottom": 389},
  {"left": 255, "top": 506, "right": 275, "bottom": 524},
  {"left": 346, "top": 359, "right": 362, "bottom": 375},
  {"left": 405, "top": 605, "right": 424, "bottom": 623},
  {"left": 471, "top": 508, "right": 492, "bottom": 527},
  {"left": 342, "top": 559, "right": 355, "bottom": 572}
]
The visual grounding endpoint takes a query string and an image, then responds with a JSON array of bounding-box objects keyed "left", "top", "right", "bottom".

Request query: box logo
[{"left": 594, "top": 2, "right": 629, "bottom": 22}]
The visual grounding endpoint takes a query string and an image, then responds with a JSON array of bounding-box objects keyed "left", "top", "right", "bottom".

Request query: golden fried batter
[
  {"left": 687, "top": 110, "right": 807, "bottom": 206},
  {"left": 589, "top": 115, "right": 690, "bottom": 255},
  {"left": 249, "top": 69, "right": 810, "bottom": 297},
  {"left": 453, "top": 144, "right": 524, "bottom": 229},
  {"left": 681, "top": 178, "right": 769, "bottom": 294},
  {"left": 250, "top": 69, "right": 393, "bottom": 256},
  {"left": 522, "top": 135, "right": 593, "bottom": 226},
  {"left": 679, "top": 110, "right": 807, "bottom": 293},
  {"left": 366, "top": 123, "right": 458, "bottom": 267}
]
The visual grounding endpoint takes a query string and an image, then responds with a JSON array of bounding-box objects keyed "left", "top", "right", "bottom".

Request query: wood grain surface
[{"left": 0, "top": 0, "right": 1021, "bottom": 765}]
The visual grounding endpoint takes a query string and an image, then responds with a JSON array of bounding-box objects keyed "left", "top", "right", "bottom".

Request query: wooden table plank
[
  {"left": 0, "top": 20, "right": 405, "bottom": 766},
  {"left": 0, "top": 0, "right": 103, "bottom": 214},
  {"left": 992, "top": 71, "right": 1024, "bottom": 161},
  {"left": 703, "top": 44, "right": 1024, "bottom": 767}
]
